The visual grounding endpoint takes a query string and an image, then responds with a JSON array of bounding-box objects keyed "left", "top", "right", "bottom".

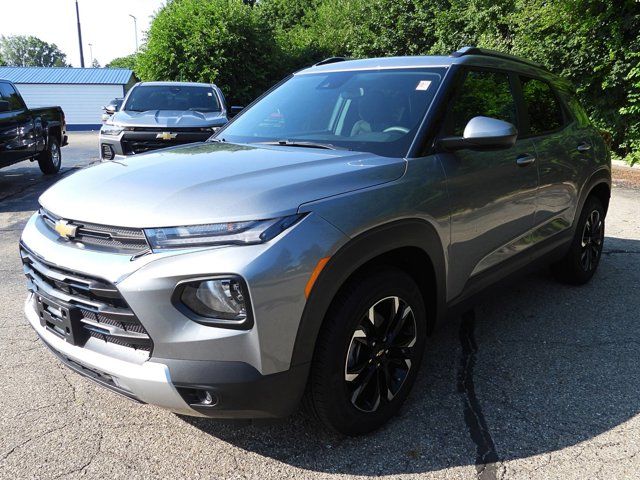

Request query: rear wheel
[
  {"left": 553, "top": 196, "right": 605, "bottom": 285},
  {"left": 37, "top": 136, "right": 61, "bottom": 175},
  {"left": 306, "top": 268, "right": 427, "bottom": 435}
]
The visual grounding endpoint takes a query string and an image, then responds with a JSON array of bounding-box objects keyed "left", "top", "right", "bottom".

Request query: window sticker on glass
[{"left": 416, "top": 80, "right": 432, "bottom": 91}]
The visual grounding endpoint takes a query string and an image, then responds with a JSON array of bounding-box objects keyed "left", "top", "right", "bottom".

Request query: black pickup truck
[{"left": 0, "top": 80, "right": 67, "bottom": 174}]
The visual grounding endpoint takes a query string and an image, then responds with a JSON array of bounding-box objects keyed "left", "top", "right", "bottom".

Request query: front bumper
[
  {"left": 26, "top": 296, "right": 309, "bottom": 417},
  {"left": 20, "top": 210, "right": 347, "bottom": 417},
  {"left": 25, "top": 295, "right": 194, "bottom": 414}
]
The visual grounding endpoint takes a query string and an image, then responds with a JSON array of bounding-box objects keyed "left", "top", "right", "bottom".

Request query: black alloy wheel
[
  {"left": 553, "top": 195, "right": 606, "bottom": 285},
  {"left": 306, "top": 267, "right": 427, "bottom": 435},
  {"left": 579, "top": 208, "right": 604, "bottom": 272},
  {"left": 344, "top": 296, "right": 417, "bottom": 412}
]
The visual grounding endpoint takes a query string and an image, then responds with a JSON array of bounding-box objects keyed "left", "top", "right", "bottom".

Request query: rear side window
[
  {"left": 446, "top": 70, "right": 517, "bottom": 136},
  {"left": 520, "top": 77, "right": 564, "bottom": 135},
  {"left": 564, "top": 94, "right": 590, "bottom": 127},
  {"left": 0, "top": 83, "right": 25, "bottom": 110}
]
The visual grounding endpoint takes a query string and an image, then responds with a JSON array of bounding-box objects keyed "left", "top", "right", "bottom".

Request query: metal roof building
[{"left": 0, "top": 67, "right": 135, "bottom": 129}]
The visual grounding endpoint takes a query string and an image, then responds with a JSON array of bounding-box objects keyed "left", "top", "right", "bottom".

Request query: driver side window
[{"left": 446, "top": 70, "right": 517, "bottom": 136}]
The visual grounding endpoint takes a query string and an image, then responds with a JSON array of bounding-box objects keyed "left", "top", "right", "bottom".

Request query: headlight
[
  {"left": 178, "top": 277, "right": 248, "bottom": 325},
  {"left": 101, "top": 124, "right": 123, "bottom": 136},
  {"left": 144, "top": 214, "right": 303, "bottom": 251}
]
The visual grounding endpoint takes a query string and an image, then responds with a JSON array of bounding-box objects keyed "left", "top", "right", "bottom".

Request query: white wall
[{"left": 14, "top": 84, "right": 124, "bottom": 127}]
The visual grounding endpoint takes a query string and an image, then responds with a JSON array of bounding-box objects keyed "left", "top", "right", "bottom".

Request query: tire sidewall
[
  {"left": 38, "top": 135, "right": 61, "bottom": 174},
  {"left": 312, "top": 268, "right": 427, "bottom": 435}
]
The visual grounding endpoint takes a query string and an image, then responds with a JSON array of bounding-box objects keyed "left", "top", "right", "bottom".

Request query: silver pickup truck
[{"left": 99, "top": 82, "right": 230, "bottom": 160}]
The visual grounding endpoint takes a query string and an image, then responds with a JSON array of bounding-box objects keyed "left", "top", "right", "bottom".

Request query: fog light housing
[
  {"left": 101, "top": 143, "right": 114, "bottom": 160},
  {"left": 175, "top": 277, "right": 252, "bottom": 328},
  {"left": 177, "top": 387, "right": 220, "bottom": 408}
]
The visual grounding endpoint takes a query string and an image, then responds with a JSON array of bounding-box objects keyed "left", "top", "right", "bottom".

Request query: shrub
[{"left": 136, "top": 0, "right": 278, "bottom": 105}]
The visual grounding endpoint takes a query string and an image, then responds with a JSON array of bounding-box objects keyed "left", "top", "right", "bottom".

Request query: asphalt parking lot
[{"left": 1, "top": 135, "right": 639, "bottom": 479}]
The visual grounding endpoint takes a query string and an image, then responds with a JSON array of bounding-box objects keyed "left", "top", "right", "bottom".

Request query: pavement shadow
[
  {"left": 0, "top": 167, "right": 80, "bottom": 218},
  {"left": 182, "top": 236, "right": 640, "bottom": 476}
]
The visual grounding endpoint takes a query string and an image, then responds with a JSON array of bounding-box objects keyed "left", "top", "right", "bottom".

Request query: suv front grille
[
  {"left": 40, "top": 208, "right": 149, "bottom": 255},
  {"left": 21, "top": 246, "right": 152, "bottom": 353},
  {"left": 128, "top": 127, "right": 211, "bottom": 133}
]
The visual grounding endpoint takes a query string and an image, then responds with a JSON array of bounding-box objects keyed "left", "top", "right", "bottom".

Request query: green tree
[
  {"left": 257, "top": 0, "right": 320, "bottom": 31},
  {"left": 136, "top": 0, "right": 279, "bottom": 105},
  {"left": 274, "top": 0, "right": 445, "bottom": 63},
  {"left": 0, "top": 35, "right": 68, "bottom": 67},
  {"left": 106, "top": 53, "right": 138, "bottom": 71},
  {"left": 620, "top": 53, "right": 640, "bottom": 165}
]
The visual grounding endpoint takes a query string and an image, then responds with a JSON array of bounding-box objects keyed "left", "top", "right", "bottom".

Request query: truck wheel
[
  {"left": 306, "top": 267, "right": 427, "bottom": 435},
  {"left": 552, "top": 196, "right": 605, "bottom": 285},
  {"left": 37, "top": 136, "right": 61, "bottom": 175}
]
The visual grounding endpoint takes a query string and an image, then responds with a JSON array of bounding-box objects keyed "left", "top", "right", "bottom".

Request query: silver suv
[
  {"left": 20, "top": 48, "right": 610, "bottom": 435},
  {"left": 99, "top": 81, "right": 228, "bottom": 160}
]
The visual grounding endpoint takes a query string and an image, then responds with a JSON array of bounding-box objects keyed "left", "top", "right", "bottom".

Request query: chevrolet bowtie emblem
[
  {"left": 54, "top": 219, "right": 78, "bottom": 239},
  {"left": 157, "top": 132, "right": 177, "bottom": 140}
]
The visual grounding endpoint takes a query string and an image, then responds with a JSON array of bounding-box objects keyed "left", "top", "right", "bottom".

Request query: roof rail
[
  {"left": 451, "top": 46, "right": 546, "bottom": 71},
  {"left": 314, "top": 57, "right": 347, "bottom": 67}
]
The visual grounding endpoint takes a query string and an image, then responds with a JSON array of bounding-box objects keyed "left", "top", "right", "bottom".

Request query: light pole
[
  {"left": 129, "top": 14, "right": 138, "bottom": 52},
  {"left": 75, "top": 0, "right": 85, "bottom": 67},
  {"left": 88, "top": 43, "right": 93, "bottom": 65}
]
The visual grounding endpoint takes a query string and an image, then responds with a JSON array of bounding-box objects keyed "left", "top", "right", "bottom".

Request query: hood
[
  {"left": 111, "top": 109, "right": 227, "bottom": 128},
  {"left": 40, "top": 142, "right": 405, "bottom": 228}
]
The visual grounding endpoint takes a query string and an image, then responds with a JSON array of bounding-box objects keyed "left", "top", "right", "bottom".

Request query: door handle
[
  {"left": 577, "top": 142, "right": 592, "bottom": 152},
  {"left": 516, "top": 154, "right": 536, "bottom": 166}
]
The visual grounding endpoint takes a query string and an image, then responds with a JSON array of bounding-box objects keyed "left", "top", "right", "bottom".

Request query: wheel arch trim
[
  {"left": 289, "top": 218, "right": 447, "bottom": 367},
  {"left": 576, "top": 167, "right": 611, "bottom": 231}
]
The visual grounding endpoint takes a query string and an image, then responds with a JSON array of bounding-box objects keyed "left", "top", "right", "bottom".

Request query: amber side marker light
[{"left": 305, "top": 257, "right": 331, "bottom": 298}]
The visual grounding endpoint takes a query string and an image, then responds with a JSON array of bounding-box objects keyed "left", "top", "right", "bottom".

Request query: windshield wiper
[{"left": 259, "top": 140, "right": 347, "bottom": 150}]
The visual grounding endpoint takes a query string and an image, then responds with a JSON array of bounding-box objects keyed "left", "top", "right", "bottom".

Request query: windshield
[
  {"left": 217, "top": 68, "right": 444, "bottom": 157},
  {"left": 124, "top": 85, "right": 221, "bottom": 113}
]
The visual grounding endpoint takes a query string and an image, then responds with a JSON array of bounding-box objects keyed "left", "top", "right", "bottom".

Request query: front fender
[{"left": 289, "top": 218, "right": 447, "bottom": 367}]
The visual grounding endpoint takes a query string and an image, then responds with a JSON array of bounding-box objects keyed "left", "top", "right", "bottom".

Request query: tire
[
  {"left": 305, "top": 267, "right": 427, "bottom": 436},
  {"left": 37, "top": 135, "right": 62, "bottom": 175},
  {"left": 552, "top": 196, "right": 605, "bottom": 285}
]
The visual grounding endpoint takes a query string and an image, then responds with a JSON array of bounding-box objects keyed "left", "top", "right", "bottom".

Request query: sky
[{"left": 0, "top": 0, "right": 166, "bottom": 67}]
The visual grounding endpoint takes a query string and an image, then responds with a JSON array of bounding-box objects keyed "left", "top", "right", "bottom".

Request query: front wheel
[
  {"left": 37, "top": 136, "right": 61, "bottom": 175},
  {"left": 306, "top": 268, "right": 427, "bottom": 435},
  {"left": 553, "top": 196, "right": 605, "bottom": 285}
]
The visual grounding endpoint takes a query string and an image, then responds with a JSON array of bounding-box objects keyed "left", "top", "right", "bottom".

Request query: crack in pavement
[
  {"left": 458, "top": 309, "right": 501, "bottom": 480},
  {"left": 51, "top": 426, "right": 104, "bottom": 479},
  {"left": 0, "top": 423, "right": 70, "bottom": 463}
]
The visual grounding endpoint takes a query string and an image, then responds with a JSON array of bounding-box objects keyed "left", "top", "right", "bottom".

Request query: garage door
[{"left": 13, "top": 83, "right": 124, "bottom": 129}]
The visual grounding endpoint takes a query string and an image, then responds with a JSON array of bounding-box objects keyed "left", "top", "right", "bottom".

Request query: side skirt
[{"left": 446, "top": 229, "right": 572, "bottom": 318}]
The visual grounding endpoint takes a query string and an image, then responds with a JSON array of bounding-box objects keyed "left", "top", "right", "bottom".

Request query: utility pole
[
  {"left": 129, "top": 14, "right": 138, "bottom": 52},
  {"left": 88, "top": 43, "right": 93, "bottom": 65},
  {"left": 75, "top": 0, "right": 85, "bottom": 67}
]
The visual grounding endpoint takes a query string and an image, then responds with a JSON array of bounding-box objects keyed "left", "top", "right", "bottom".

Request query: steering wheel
[{"left": 383, "top": 126, "right": 410, "bottom": 134}]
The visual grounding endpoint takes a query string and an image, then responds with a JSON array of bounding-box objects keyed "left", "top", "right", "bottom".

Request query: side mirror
[
  {"left": 229, "top": 105, "right": 244, "bottom": 118},
  {"left": 103, "top": 98, "right": 123, "bottom": 115},
  {"left": 0, "top": 100, "right": 10, "bottom": 113},
  {"left": 439, "top": 116, "right": 517, "bottom": 151}
]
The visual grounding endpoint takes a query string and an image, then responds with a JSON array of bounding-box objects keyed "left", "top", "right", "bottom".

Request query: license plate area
[{"left": 35, "top": 295, "right": 86, "bottom": 345}]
